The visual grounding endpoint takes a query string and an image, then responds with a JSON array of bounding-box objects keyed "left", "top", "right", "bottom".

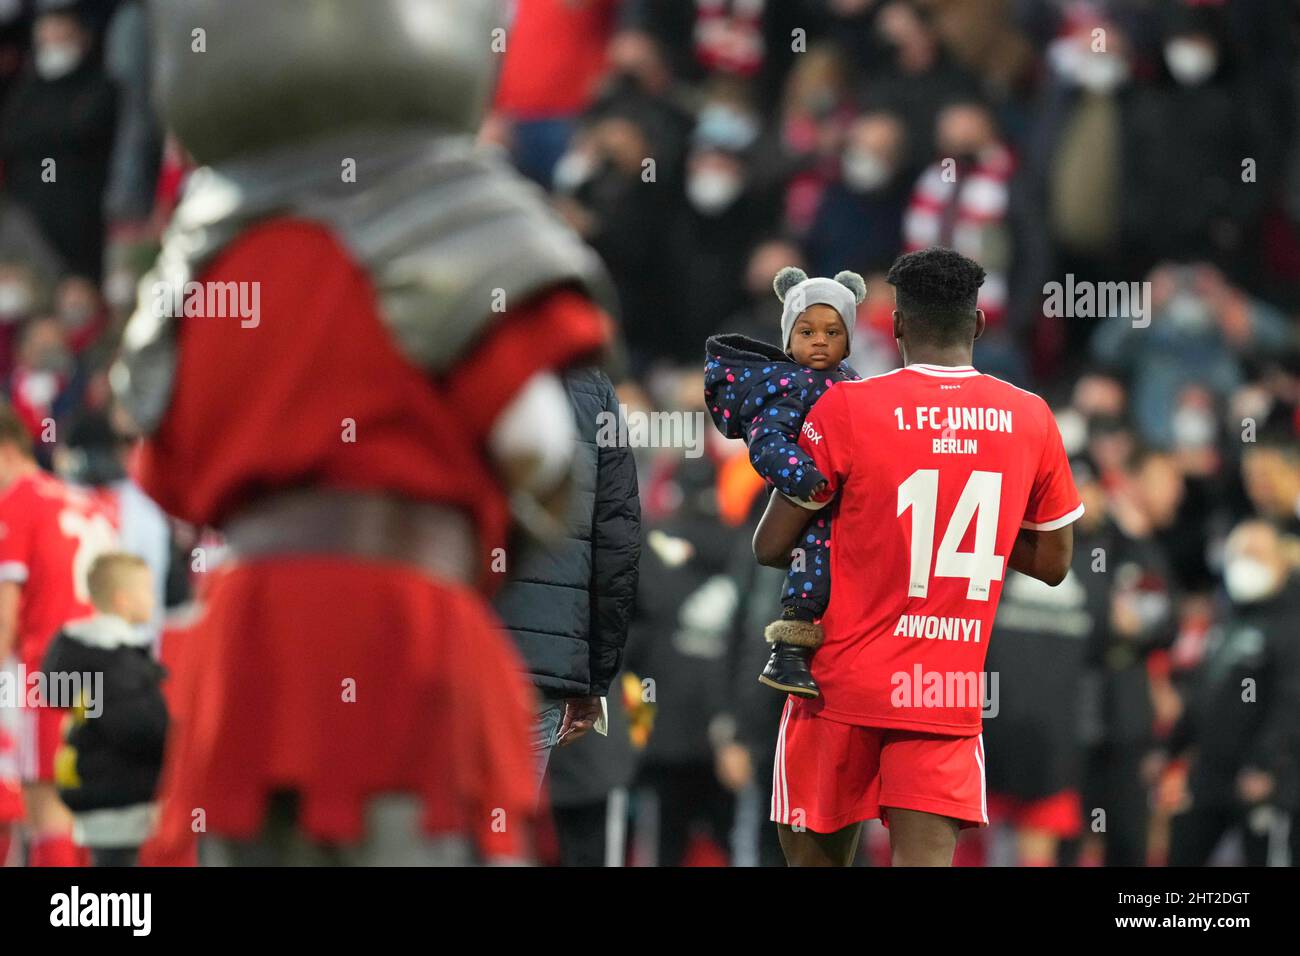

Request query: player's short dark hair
[
  {"left": 0, "top": 403, "right": 33, "bottom": 456},
  {"left": 885, "top": 247, "right": 985, "bottom": 347}
]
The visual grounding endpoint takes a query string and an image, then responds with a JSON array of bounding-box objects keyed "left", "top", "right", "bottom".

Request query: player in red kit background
[
  {"left": 753, "top": 248, "right": 1082, "bottom": 866},
  {"left": 111, "top": 0, "right": 615, "bottom": 864},
  {"left": 0, "top": 406, "right": 118, "bottom": 866}
]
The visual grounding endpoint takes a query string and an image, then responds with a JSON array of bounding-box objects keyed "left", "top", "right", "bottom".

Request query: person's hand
[
  {"left": 715, "top": 742, "right": 754, "bottom": 793},
  {"left": 557, "top": 695, "right": 602, "bottom": 747},
  {"left": 1236, "top": 768, "right": 1275, "bottom": 804},
  {"left": 1109, "top": 591, "right": 1143, "bottom": 638}
]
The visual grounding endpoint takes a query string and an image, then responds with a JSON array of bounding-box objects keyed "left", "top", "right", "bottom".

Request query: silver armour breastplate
[{"left": 112, "top": 129, "right": 617, "bottom": 434}]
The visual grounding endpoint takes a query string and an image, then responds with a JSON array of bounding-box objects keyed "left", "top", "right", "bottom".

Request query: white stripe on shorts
[{"left": 771, "top": 699, "right": 793, "bottom": 824}]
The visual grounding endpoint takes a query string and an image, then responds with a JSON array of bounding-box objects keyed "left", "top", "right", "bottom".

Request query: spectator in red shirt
[{"left": 493, "top": 0, "right": 618, "bottom": 184}]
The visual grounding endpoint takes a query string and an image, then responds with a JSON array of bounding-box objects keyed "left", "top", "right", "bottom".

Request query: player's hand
[{"left": 557, "top": 695, "right": 601, "bottom": 747}]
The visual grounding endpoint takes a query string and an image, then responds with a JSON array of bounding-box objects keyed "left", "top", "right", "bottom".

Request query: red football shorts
[
  {"left": 17, "top": 703, "right": 64, "bottom": 784},
  {"left": 771, "top": 698, "right": 988, "bottom": 833}
]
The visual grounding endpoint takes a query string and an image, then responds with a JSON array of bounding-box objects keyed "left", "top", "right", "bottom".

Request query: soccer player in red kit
[
  {"left": 753, "top": 248, "right": 1082, "bottom": 866},
  {"left": 0, "top": 406, "right": 118, "bottom": 865}
]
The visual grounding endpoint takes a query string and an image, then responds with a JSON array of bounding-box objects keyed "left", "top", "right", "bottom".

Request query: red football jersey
[
  {"left": 0, "top": 471, "right": 119, "bottom": 669},
  {"left": 796, "top": 362, "right": 1083, "bottom": 735}
]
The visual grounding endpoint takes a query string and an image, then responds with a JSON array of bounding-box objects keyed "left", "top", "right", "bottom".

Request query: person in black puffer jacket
[
  {"left": 494, "top": 367, "right": 641, "bottom": 795},
  {"left": 43, "top": 553, "right": 168, "bottom": 867},
  {"left": 704, "top": 266, "right": 864, "bottom": 699}
]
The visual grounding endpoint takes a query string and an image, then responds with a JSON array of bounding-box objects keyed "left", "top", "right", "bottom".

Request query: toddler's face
[{"left": 787, "top": 304, "right": 848, "bottom": 370}]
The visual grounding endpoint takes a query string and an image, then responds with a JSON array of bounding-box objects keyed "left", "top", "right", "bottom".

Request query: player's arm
[
  {"left": 1008, "top": 523, "right": 1073, "bottom": 586},
  {"left": 1013, "top": 400, "right": 1083, "bottom": 586},
  {"left": 753, "top": 491, "right": 817, "bottom": 567},
  {"left": 0, "top": 581, "right": 19, "bottom": 660}
]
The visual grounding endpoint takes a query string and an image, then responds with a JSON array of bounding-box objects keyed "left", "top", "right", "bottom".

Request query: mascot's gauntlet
[{"left": 488, "top": 371, "right": 577, "bottom": 543}]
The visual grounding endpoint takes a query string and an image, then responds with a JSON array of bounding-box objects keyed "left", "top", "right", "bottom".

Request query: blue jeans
[{"left": 532, "top": 698, "right": 565, "bottom": 802}]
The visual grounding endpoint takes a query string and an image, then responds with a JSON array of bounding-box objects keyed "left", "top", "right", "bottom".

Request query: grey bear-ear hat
[{"left": 773, "top": 266, "right": 866, "bottom": 353}]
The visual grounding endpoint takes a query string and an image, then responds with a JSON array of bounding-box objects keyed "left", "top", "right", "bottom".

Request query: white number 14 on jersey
[{"left": 897, "top": 469, "right": 1005, "bottom": 602}]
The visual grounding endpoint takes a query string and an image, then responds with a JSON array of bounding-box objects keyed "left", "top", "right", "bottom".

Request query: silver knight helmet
[{"left": 149, "top": 0, "right": 508, "bottom": 165}]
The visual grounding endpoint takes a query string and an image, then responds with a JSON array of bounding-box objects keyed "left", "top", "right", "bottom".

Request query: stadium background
[{"left": 1, "top": 0, "right": 1299, "bottom": 865}]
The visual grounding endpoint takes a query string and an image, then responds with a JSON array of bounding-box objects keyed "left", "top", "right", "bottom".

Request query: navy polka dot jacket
[{"left": 704, "top": 333, "right": 861, "bottom": 501}]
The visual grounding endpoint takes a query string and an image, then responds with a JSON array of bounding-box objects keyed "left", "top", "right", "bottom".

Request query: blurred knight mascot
[{"left": 113, "top": 0, "right": 615, "bottom": 864}]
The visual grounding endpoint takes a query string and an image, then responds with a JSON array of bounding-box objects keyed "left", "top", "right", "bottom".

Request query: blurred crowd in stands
[{"left": 1, "top": 0, "right": 1298, "bottom": 865}]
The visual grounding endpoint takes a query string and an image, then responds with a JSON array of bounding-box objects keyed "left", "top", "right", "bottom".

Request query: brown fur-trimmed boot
[{"left": 758, "top": 610, "right": 823, "bottom": 699}]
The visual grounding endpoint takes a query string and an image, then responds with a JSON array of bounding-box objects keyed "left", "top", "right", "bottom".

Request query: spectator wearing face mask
[
  {"left": 667, "top": 126, "right": 781, "bottom": 360},
  {"left": 1164, "top": 520, "right": 1300, "bottom": 866},
  {"left": 805, "top": 111, "right": 909, "bottom": 278},
  {"left": 1124, "top": 7, "right": 1274, "bottom": 276},
  {"left": 0, "top": 3, "right": 117, "bottom": 281},
  {"left": 8, "top": 315, "right": 77, "bottom": 463},
  {"left": 1020, "top": 12, "right": 1135, "bottom": 362}
]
